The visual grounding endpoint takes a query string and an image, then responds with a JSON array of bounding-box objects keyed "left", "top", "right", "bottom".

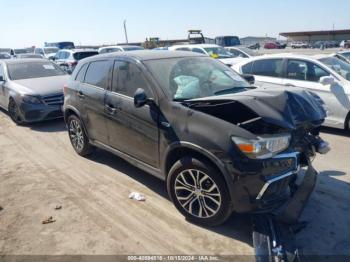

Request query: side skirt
[{"left": 90, "top": 140, "right": 164, "bottom": 181}]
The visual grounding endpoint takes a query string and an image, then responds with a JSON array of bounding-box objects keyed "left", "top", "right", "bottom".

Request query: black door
[
  {"left": 79, "top": 59, "right": 112, "bottom": 144},
  {"left": 105, "top": 60, "right": 159, "bottom": 167}
]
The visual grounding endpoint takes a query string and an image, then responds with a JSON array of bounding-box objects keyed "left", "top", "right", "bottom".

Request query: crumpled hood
[
  {"left": 12, "top": 75, "right": 70, "bottom": 96},
  {"left": 188, "top": 88, "right": 326, "bottom": 130}
]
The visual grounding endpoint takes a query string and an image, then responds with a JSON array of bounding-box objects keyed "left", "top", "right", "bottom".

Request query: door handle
[
  {"left": 105, "top": 104, "right": 117, "bottom": 115},
  {"left": 77, "top": 91, "right": 85, "bottom": 99},
  {"left": 285, "top": 83, "right": 295, "bottom": 87}
]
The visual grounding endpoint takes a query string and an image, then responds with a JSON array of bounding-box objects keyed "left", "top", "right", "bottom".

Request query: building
[
  {"left": 280, "top": 29, "right": 350, "bottom": 43},
  {"left": 240, "top": 36, "right": 277, "bottom": 46}
]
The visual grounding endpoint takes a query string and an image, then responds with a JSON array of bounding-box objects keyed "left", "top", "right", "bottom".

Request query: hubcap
[
  {"left": 175, "top": 169, "right": 222, "bottom": 218},
  {"left": 69, "top": 119, "right": 84, "bottom": 151}
]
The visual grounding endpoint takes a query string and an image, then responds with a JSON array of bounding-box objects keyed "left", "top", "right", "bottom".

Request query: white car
[
  {"left": 291, "top": 42, "right": 309, "bottom": 49},
  {"left": 98, "top": 45, "right": 144, "bottom": 54},
  {"left": 225, "top": 46, "right": 260, "bottom": 58},
  {"left": 168, "top": 44, "right": 243, "bottom": 66},
  {"left": 232, "top": 53, "right": 350, "bottom": 130},
  {"left": 34, "top": 47, "right": 59, "bottom": 59}
]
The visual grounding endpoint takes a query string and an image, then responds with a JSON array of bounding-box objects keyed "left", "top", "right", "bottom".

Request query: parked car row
[{"left": 0, "top": 50, "right": 331, "bottom": 227}]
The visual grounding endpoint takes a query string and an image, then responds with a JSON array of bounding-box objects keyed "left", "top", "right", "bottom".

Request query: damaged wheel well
[{"left": 165, "top": 147, "right": 221, "bottom": 178}]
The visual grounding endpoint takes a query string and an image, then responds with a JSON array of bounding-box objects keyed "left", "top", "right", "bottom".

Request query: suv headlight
[
  {"left": 22, "top": 95, "right": 42, "bottom": 104},
  {"left": 232, "top": 134, "right": 291, "bottom": 159}
]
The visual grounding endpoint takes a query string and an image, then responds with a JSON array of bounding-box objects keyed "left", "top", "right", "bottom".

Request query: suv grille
[{"left": 42, "top": 93, "right": 64, "bottom": 106}]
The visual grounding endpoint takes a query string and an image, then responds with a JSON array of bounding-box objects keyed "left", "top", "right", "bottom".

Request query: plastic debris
[
  {"left": 42, "top": 216, "right": 56, "bottom": 224},
  {"left": 129, "top": 192, "right": 146, "bottom": 202}
]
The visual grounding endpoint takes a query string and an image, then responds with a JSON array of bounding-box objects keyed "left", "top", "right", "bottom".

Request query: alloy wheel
[
  {"left": 69, "top": 119, "right": 85, "bottom": 152},
  {"left": 174, "top": 169, "right": 222, "bottom": 218}
]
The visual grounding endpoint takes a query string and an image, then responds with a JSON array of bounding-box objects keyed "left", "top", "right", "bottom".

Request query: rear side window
[
  {"left": 192, "top": 48, "right": 206, "bottom": 54},
  {"left": 75, "top": 63, "right": 88, "bottom": 82},
  {"left": 112, "top": 61, "right": 153, "bottom": 97},
  {"left": 84, "top": 61, "right": 111, "bottom": 89},
  {"left": 73, "top": 52, "right": 98, "bottom": 61},
  {"left": 251, "top": 59, "right": 283, "bottom": 77},
  {"left": 241, "top": 62, "right": 253, "bottom": 74},
  {"left": 176, "top": 48, "right": 191, "bottom": 51}
]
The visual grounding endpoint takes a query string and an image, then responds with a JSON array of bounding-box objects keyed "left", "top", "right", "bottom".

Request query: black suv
[{"left": 63, "top": 51, "right": 328, "bottom": 226}]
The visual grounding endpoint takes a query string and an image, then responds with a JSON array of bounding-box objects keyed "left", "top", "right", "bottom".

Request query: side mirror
[
  {"left": 241, "top": 74, "right": 255, "bottom": 85},
  {"left": 320, "top": 76, "right": 335, "bottom": 86},
  {"left": 134, "top": 88, "right": 152, "bottom": 108}
]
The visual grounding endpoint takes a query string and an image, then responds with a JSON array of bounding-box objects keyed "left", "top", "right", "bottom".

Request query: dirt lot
[{"left": 0, "top": 108, "right": 349, "bottom": 258}]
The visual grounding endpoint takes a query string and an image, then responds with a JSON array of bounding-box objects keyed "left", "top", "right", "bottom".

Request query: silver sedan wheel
[
  {"left": 69, "top": 119, "right": 84, "bottom": 152},
  {"left": 174, "top": 169, "right": 222, "bottom": 218}
]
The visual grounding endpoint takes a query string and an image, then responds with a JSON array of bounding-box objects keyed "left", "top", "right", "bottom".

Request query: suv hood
[
  {"left": 12, "top": 75, "right": 69, "bottom": 96},
  {"left": 186, "top": 88, "right": 326, "bottom": 130}
]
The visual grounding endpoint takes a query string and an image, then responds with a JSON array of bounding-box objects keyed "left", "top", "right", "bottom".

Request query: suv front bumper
[{"left": 229, "top": 152, "right": 316, "bottom": 219}]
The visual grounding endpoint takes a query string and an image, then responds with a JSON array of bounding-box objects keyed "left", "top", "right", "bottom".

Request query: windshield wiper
[{"left": 214, "top": 87, "right": 251, "bottom": 96}]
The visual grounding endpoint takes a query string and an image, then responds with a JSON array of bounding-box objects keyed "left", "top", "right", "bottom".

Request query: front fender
[{"left": 162, "top": 141, "right": 236, "bottom": 203}]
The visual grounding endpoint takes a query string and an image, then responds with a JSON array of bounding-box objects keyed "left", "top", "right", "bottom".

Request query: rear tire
[
  {"left": 167, "top": 157, "right": 232, "bottom": 227},
  {"left": 67, "top": 114, "right": 94, "bottom": 156},
  {"left": 8, "top": 98, "right": 23, "bottom": 125}
]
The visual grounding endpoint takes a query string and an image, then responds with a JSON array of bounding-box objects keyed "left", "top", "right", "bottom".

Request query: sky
[{"left": 1, "top": 0, "right": 349, "bottom": 48}]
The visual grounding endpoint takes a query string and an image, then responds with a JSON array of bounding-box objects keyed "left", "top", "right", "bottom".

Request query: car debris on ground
[
  {"left": 42, "top": 216, "right": 56, "bottom": 225},
  {"left": 129, "top": 192, "right": 146, "bottom": 202}
]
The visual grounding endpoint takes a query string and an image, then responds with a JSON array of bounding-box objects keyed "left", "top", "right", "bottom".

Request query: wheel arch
[
  {"left": 162, "top": 142, "right": 235, "bottom": 202},
  {"left": 64, "top": 106, "right": 90, "bottom": 139},
  {"left": 345, "top": 111, "right": 350, "bottom": 130}
]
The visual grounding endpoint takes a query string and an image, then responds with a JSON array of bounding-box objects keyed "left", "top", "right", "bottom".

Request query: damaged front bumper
[
  {"left": 275, "top": 160, "right": 318, "bottom": 224},
  {"left": 230, "top": 151, "right": 318, "bottom": 222}
]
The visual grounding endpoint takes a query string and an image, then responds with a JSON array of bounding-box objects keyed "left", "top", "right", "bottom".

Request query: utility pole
[{"left": 124, "top": 20, "right": 129, "bottom": 44}]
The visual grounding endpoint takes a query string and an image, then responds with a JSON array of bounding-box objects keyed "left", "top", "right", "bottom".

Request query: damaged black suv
[{"left": 64, "top": 51, "right": 328, "bottom": 226}]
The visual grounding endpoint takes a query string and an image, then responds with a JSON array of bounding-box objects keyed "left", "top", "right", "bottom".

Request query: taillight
[
  {"left": 63, "top": 84, "right": 68, "bottom": 96},
  {"left": 69, "top": 61, "right": 78, "bottom": 67}
]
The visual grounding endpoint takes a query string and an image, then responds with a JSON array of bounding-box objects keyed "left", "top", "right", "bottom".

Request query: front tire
[
  {"left": 8, "top": 98, "right": 23, "bottom": 125},
  {"left": 67, "top": 114, "right": 94, "bottom": 156},
  {"left": 167, "top": 157, "right": 232, "bottom": 227}
]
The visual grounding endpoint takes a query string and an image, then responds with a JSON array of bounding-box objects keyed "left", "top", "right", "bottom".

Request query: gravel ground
[{"left": 0, "top": 108, "right": 349, "bottom": 259}]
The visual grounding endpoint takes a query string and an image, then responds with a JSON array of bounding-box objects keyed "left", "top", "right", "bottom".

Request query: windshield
[
  {"left": 44, "top": 48, "right": 59, "bottom": 54},
  {"left": 123, "top": 46, "right": 144, "bottom": 51},
  {"left": 319, "top": 57, "right": 350, "bottom": 81},
  {"left": 204, "top": 47, "right": 233, "bottom": 59},
  {"left": 73, "top": 52, "right": 98, "bottom": 60},
  {"left": 14, "top": 49, "right": 31, "bottom": 54},
  {"left": 145, "top": 57, "right": 250, "bottom": 101},
  {"left": 8, "top": 62, "right": 66, "bottom": 80},
  {"left": 223, "top": 37, "right": 240, "bottom": 46}
]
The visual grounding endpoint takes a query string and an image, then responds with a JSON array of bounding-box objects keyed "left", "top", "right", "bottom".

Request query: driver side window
[
  {"left": 112, "top": 61, "right": 153, "bottom": 98},
  {"left": 286, "top": 59, "right": 329, "bottom": 82}
]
